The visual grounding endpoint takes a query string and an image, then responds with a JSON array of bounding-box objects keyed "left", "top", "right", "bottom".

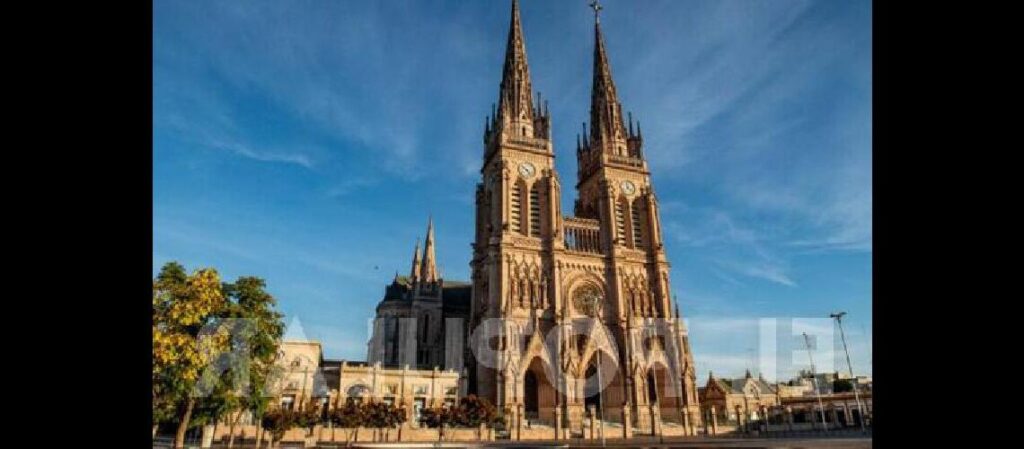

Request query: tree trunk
[
  {"left": 227, "top": 410, "right": 242, "bottom": 448},
  {"left": 174, "top": 398, "right": 196, "bottom": 449},
  {"left": 255, "top": 421, "right": 263, "bottom": 449}
]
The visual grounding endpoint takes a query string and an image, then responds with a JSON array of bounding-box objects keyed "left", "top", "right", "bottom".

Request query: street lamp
[{"left": 830, "top": 311, "right": 867, "bottom": 433}]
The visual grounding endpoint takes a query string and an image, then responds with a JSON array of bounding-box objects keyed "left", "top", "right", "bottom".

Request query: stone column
[
  {"left": 709, "top": 406, "right": 718, "bottom": 435},
  {"left": 516, "top": 403, "right": 524, "bottom": 441},
  {"left": 650, "top": 404, "right": 662, "bottom": 436},
  {"left": 679, "top": 408, "right": 689, "bottom": 437},
  {"left": 554, "top": 406, "right": 562, "bottom": 440},
  {"left": 588, "top": 405, "right": 597, "bottom": 440},
  {"left": 843, "top": 401, "right": 852, "bottom": 427},
  {"left": 622, "top": 405, "right": 633, "bottom": 439}
]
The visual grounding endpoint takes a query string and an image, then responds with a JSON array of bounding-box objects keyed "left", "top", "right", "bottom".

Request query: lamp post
[
  {"left": 830, "top": 312, "right": 867, "bottom": 433},
  {"left": 801, "top": 333, "right": 828, "bottom": 433}
]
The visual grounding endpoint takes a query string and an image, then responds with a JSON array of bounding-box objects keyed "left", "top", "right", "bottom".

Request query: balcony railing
[
  {"left": 607, "top": 154, "right": 644, "bottom": 168},
  {"left": 563, "top": 217, "right": 602, "bottom": 254}
]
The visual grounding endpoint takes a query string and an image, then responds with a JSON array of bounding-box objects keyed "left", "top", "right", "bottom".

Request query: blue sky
[{"left": 154, "top": 0, "right": 871, "bottom": 384}]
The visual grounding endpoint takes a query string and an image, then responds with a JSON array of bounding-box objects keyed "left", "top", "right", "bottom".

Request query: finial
[
  {"left": 628, "top": 112, "right": 634, "bottom": 136},
  {"left": 589, "top": 0, "right": 603, "bottom": 24},
  {"left": 637, "top": 120, "right": 642, "bottom": 138}
]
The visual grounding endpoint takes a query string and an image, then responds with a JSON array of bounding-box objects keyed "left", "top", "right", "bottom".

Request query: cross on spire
[{"left": 589, "top": 0, "right": 603, "bottom": 24}]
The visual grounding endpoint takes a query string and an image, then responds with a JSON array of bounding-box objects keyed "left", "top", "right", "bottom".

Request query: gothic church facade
[{"left": 368, "top": 0, "right": 701, "bottom": 435}]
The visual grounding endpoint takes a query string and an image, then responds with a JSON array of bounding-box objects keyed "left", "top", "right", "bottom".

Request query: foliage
[
  {"left": 294, "top": 403, "right": 323, "bottom": 431},
  {"left": 361, "top": 401, "right": 407, "bottom": 429},
  {"left": 261, "top": 409, "right": 298, "bottom": 443},
  {"left": 833, "top": 378, "right": 854, "bottom": 393},
  {"left": 419, "top": 395, "right": 501, "bottom": 428},
  {"left": 152, "top": 261, "right": 286, "bottom": 448},
  {"left": 153, "top": 262, "right": 228, "bottom": 394},
  {"left": 330, "top": 402, "right": 366, "bottom": 429}
]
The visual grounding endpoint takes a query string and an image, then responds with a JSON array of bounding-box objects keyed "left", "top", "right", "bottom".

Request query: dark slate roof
[{"left": 443, "top": 284, "right": 472, "bottom": 316}]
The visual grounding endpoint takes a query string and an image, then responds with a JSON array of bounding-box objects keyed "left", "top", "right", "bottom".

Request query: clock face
[
  {"left": 621, "top": 180, "right": 636, "bottom": 195},
  {"left": 518, "top": 162, "right": 536, "bottom": 178}
]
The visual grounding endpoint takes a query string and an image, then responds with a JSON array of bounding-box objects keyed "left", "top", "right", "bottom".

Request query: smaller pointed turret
[
  {"left": 420, "top": 217, "right": 438, "bottom": 283},
  {"left": 409, "top": 238, "right": 421, "bottom": 283}
]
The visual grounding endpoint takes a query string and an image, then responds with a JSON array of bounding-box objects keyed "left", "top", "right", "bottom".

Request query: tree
[
  {"left": 361, "top": 401, "right": 406, "bottom": 442},
  {"left": 330, "top": 401, "right": 365, "bottom": 446},
  {"left": 217, "top": 277, "right": 285, "bottom": 448},
  {"left": 153, "top": 263, "right": 285, "bottom": 449},
  {"left": 261, "top": 409, "right": 298, "bottom": 448},
  {"left": 153, "top": 262, "right": 230, "bottom": 449},
  {"left": 418, "top": 395, "right": 501, "bottom": 440}
]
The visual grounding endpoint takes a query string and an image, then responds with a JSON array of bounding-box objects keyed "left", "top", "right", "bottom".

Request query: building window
[
  {"left": 529, "top": 183, "right": 541, "bottom": 237},
  {"left": 281, "top": 395, "right": 295, "bottom": 411},
  {"left": 631, "top": 201, "right": 643, "bottom": 247},
  {"left": 615, "top": 198, "right": 627, "bottom": 244},
  {"left": 511, "top": 183, "right": 523, "bottom": 234}
]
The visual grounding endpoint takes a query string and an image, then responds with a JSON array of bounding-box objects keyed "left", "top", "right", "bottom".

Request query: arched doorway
[
  {"left": 647, "top": 362, "right": 675, "bottom": 420},
  {"left": 524, "top": 370, "right": 539, "bottom": 418},
  {"left": 584, "top": 363, "right": 602, "bottom": 411},
  {"left": 523, "top": 357, "right": 556, "bottom": 423},
  {"left": 581, "top": 350, "right": 626, "bottom": 422},
  {"left": 647, "top": 370, "right": 658, "bottom": 403}
]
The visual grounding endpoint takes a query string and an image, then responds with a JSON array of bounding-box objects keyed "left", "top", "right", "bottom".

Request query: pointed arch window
[
  {"left": 631, "top": 199, "right": 644, "bottom": 248},
  {"left": 529, "top": 183, "right": 542, "bottom": 237},
  {"left": 511, "top": 181, "right": 524, "bottom": 234},
  {"left": 615, "top": 197, "right": 627, "bottom": 244}
]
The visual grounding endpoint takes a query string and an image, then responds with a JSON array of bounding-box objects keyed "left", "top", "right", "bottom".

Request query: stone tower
[{"left": 469, "top": 0, "right": 700, "bottom": 435}]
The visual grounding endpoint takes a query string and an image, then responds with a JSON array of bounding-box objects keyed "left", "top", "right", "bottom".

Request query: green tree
[{"left": 217, "top": 277, "right": 285, "bottom": 448}]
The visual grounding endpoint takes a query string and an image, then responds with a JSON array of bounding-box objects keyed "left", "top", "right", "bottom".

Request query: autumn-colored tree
[
  {"left": 330, "top": 401, "right": 365, "bottom": 446},
  {"left": 153, "top": 262, "right": 286, "bottom": 449},
  {"left": 261, "top": 408, "right": 298, "bottom": 447},
  {"left": 153, "top": 262, "right": 230, "bottom": 449},
  {"left": 361, "top": 401, "right": 407, "bottom": 442}
]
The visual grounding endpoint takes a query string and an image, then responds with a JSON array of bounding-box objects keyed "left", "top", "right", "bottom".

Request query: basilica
[{"left": 364, "top": 0, "right": 702, "bottom": 437}]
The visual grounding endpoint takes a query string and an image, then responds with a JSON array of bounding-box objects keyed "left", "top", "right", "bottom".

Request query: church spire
[
  {"left": 588, "top": 1, "right": 628, "bottom": 154},
  {"left": 409, "top": 238, "right": 421, "bottom": 282},
  {"left": 496, "top": 0, "right": 534, "bottom": 133},
  {"left": 420, "top": 217, "right": 438, "bottom": 283}
]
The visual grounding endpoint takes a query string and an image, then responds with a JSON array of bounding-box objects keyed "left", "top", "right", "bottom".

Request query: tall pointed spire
[
  {"left": 420, "top": 217, "right": 438, "bottom": 282},
  {"left": 588, "top": 2, "right": 628, "bottom": 154},
  {"left": 496, "top": 0, "right": 534, "bottom": 133},
  {"left": 409, "top": 238, "right": 422, "bottom": 282}
]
